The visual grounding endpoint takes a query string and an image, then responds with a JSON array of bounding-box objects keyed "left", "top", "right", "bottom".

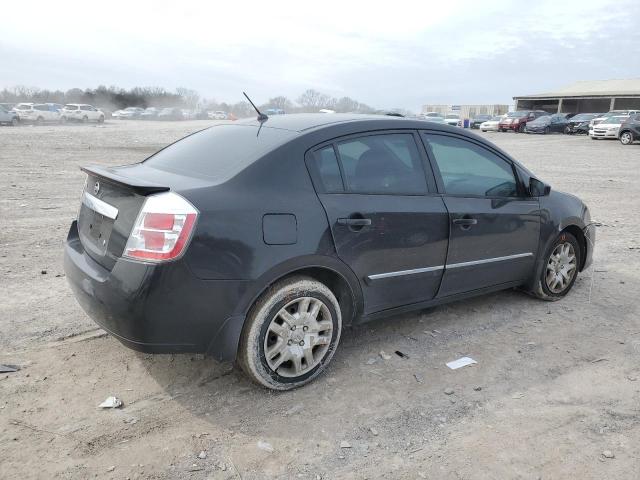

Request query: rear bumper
[
  {"left": 499, "top": 123, "right": 519, "bottom": 130},
  {"left": 63, "top": 221, "right": 248, "bottom": 360}
]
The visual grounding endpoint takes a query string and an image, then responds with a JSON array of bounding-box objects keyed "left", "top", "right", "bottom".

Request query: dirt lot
[{"left": 1, "top": 120, "right": 639, "bottom": 479}]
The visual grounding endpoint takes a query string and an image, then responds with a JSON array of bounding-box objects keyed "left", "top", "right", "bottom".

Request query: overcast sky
[{"left": 2, "top": 0, "right": 639, "bottom": 111}]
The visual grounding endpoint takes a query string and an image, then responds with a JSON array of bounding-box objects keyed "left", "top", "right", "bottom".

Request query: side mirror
[{"left": 529, "top": 177, "right": 551, "bottom": 196}]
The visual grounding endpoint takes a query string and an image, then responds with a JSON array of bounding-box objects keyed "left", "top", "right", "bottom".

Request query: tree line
[{"left": 0, "top": 86, "right": 381, "bottom": 117}]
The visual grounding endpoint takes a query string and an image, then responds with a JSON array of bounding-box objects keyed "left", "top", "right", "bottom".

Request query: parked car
[
  {"left": 13, "top": 103, "right": 61, "bottom": 124},
  {"left": 140, "top": 107, "right": 159, "bottom": 120},
  {"left": 121, "top": 107, "right": 145, "bottom": 119},
  {"left": 0, "top": 105, "right": 19, "bottom": 126},
  {"left": 208, "top": 111, "right": 228, "bottom": 120},
  {"left": 470, "top": 114, "right": 493, "bottom": 129},
  {"left": 0, "top": 103, "right": 16, "bottom": 111},
  {"left": 499, "top": 110, "right": 548, "bottom": 133},
  {"left": 422, "top": 116, "right": 446, "bottom": 124},
  {"left": 590, "top": 115, "right": 629, "bottom": 140},
  {"left": 444, "top": 113, "right": 460, "bottom": 126},
  {"left": 524, "top": 114, "right": 569, "bottom": 134},
  {"left": 563, "top": 113, "right": 600, "bottom": 135},
  {"left": 61, "top": 104, "right": 105, "bottom": 123},
  {"left": 479, "top": 115, "right": 503, "bottom": 132},
  {"left": 64, "top": 114, "right": 594, "bottom": 390},
  {"left": 618, "top": 113, "right": 640, "bottom": 145},
  {"left": 420, "top": 112, "right": 443, "bottom": 119},
  {"left": 158, "top": 107, "right": 183, "bottom": 121},
  {"left": 589, "top": 110, "right": 640, "bottom": 130}
]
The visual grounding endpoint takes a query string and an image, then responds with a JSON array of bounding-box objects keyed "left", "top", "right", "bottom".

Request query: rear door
[
  {"left": 307, "top": 131, "right": 449, "bottom": 314},
  {"left": 421, "top": 132, "right": 540, "bottom": 297}
]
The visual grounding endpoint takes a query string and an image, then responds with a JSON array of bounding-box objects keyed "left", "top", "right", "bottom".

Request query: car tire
[
  {"left": 481, "top": 130, "right": 486, "bottom": 132},
  {"left": 518, "top": 123, "right": 526, "bottom": 133},
  {"left": 36, "top": 116, "right": 44, "bottom": 125},
  {"left": 564, "top": 126, "right": 571, "bottom": 134},
  {"left": 11, "top": 117, "right": 19, "bottom": 126},
  {"left": 82, "top": 116, "right": 88, "bottom": 123},
  {"left": 98, "top": 115, "right": 104, "bottom": 124},
  {"left": 238, "top": 276, "right": 342, "bottom": 390},
  {"left": 620, "top": 131, "right": 634, "bottom": 145},
  {"left": 544, "top": 126, "right": 550, "bottom": 134},
  {"left": 59, "top": 116, "right": 67, "bottom": 124},
  {"left": 532, "top": 231, "right": 582, "bottom": 301}
]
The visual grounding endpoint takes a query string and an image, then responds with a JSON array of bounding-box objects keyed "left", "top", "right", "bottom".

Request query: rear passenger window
[
  {"left": 335, "top": 134, "right": 427, "bottom": 195},
  {"left": 424, "top": 134, "right": 518, "bottom": 197},
  {"left": 312, "top": 146, "right": 343, "bottom": 193}
]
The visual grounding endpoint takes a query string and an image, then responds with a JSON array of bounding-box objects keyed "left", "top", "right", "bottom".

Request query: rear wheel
[
  {"left": 238, "top": 276, "right": 342, "bottom": 390},
  {"left": 564, "top": 126, "right": 571, "bottom": 134},
  {"left": 518, "top": 123, "right": 526, "bottom": 133},
  {"left": 82, "top": 116, "right": 89, "bottom": 123},
  {"left": 544, "top": 126, "right": 550, "bottom": 134},
  {"left": 36, "top": 116, "right": 44, "bottom": 125},
  {"left": 620, "top": 131, "right": 634, "bottom": 145},
  {"left": 532, "top": 232, "right": 581, "bottom": 301},
  {"left": 11, "top": 117, "right": 19, "bottom": 126}
]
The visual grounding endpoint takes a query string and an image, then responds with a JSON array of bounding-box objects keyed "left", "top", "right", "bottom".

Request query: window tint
[
  {"left": 335, "top": 134, "right": 427, "bottom": 195},
  {"left": 424, "top": 134, "right": 518, "bottom": 197},
  {"left": 35, "top": 105, "right": 48, "bottom": 111},
  {"left": 312, "top": 146, "right": 343, "bottom": 193},
  {"left": 80, "top": 105, "right": 90, "bottom": 111}
]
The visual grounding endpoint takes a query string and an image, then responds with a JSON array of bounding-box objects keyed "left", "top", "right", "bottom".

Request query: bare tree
[{"left": 176, "top": 87, "right": 200, "bottom": 109}]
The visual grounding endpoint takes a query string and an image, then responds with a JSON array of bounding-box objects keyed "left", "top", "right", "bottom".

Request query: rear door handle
[
  {"left": 337, "top": 218, "right": 372, "bottom": 226},
  {"left": 453, "top": 218, "right": 478, "bottom": 226}
]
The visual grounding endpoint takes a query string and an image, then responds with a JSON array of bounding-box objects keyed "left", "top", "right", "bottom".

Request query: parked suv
[
  {"left": 498, "top": 110, "right": 547, "bottom": 133},
  {"left": 0, "top": 105, "right": 19, "bottom": 126},
  {"left": 618, "top": 113, "right": 640, "bottom": 145},
  {"left": 12, "top": 103, "right": 61, "bottom": 124},
  {"left": 64, "top": 114, "right": 594, "bottom": 390},
  {"left": 61, "top": 104, "right": 105, "bottom": 123},
  {"left": 590, "top": 115, "right": 629, "bottom": 140}
]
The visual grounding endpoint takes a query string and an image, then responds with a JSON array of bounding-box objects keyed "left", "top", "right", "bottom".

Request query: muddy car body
[{"left": 64, "top": 114, "right": 595, "bottom": 389}]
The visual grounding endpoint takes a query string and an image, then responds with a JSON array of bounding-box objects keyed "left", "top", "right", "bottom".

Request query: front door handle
[{"left": 337, "top": 218, "right": 372, "bottom": 227}]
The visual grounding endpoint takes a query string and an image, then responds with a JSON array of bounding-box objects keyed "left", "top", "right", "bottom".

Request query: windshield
[
  {"left": 571, "top": 114, "right": 596, "bottom": 122},
  {"left": 603, "top": 116, "right": 628, "bottom": 124},
  {"left": 507, "top": 111, "right": 527, "bottom": 118},
  {"left": 144, "top": 124, "right": 295, "bottom": 181}
]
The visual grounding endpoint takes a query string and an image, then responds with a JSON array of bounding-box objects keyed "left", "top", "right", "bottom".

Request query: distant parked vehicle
[
  {"left": 470, "top": 114, "right": 493, "bottom": 129},
  {"left": 590, "top": 115, "right": 629, "bottom": 140},
  {"left": 208, "top": 110, "right": 228, "bottom": 120},
  {"left": 420, "top": 112, "right": 443, "bottom": 119},
  {"left": 590, "top": 110, "right": 640, "bottom": 130},
  {"left": 422, "top": 116, "right": 446, "bottom": 124},
  {"left": 140, "top": 107, "right": 159, "bottom": 120},
  {"left": 618, "top": 113, "right": 640, "bottom": 145},
  {"left": 158, "top": 107, "right": 183, "bottom": 121},
  {"left": 499, "top": 110, "right": 548, "bottom": 133},
  {"left": 13, "top": 103, "right": 61, "bottom": 124},
  {"left": 266, "top": 108, "right": 285, "bottom": 115},
  {"left": 479, "top": 115, "right": 503, "bottom": 132},
  {"left": 525, "top": 114, "right": 570, "bottom": 134},
  {"left": 444, "top": 113, "right": 460, "bottom": 126},
  {"left": 0, "top": 105, "right": 19, "bottom": 126},
  {"left": 117, "top": 107, "right": 145, "bottom": 119},
  {"left": 0, "top": 103, "right": 16, "bottom": 111},
  {"left": 563, "top": 113, "right": 600, "bottom": 135},
  {"left": 61, "top": 104, "right": 105, "bottom": 123}
]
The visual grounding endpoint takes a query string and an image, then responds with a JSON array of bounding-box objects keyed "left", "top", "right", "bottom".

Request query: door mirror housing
[{"left": 529, "top": 177, "right": 551, "bottom": 196}]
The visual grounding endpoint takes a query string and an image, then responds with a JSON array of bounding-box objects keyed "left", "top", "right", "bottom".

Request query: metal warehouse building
[
  {"left": 514, "top": 78, "right": 640, "bottom": 114},
  {"left": 422, "top": 104, "right": 509, "bottom": 118}
]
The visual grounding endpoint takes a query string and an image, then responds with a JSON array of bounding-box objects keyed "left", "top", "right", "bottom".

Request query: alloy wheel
[
  {"left": 264, "top": 296, "right": 333, "bottom": 378},
  {"left": 620, "top": 132, "right": 633, "bottom": 145},
  {"left": 545, "top": 242, "right": 577, "bottom": 294}
]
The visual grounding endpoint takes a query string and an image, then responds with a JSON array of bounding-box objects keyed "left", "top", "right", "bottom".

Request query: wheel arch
[
  {"left": 560, "top": 224, "right": 588, "bottom": 271},
  {"left": 206, "top": 256, "right": 364, "bottom": 362}
]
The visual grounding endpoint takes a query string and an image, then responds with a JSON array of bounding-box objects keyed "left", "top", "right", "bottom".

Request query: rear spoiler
[{"left": 81, "top": 165, "right": 169, "bottom": 195}]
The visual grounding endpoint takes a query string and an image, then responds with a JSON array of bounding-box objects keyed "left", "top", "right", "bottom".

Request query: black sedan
[
  {"left": 525, "top": 114, "right": 570, "bottom": 134},
  {"left": 470, "top": 114, "right": 493, "bottom": 129},
  {"left": 564, "top": 113, "right": 601, "bottom": 135},
  {"left": 64, "top": 114, "right": 595, "bottom": 390}
]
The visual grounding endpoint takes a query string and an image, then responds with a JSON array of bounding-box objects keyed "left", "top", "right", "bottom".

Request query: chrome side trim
[
  {"left": 82, "top": 192, "right": 118, "bottom": 220},
  {"left": 446, "top": 252, "right": 533, "bottom": 269},
  {"left": 367, "top": 265, "right": 444, "bottom": 281}
]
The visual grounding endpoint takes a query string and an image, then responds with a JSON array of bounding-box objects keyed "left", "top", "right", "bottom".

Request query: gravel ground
[{"left": 1, "top": 120, "right": 639, "bottom": 479}]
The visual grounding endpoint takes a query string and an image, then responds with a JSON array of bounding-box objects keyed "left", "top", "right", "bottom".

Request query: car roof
[{"left": 236, "top": 113, "right": 465, "bottom": 133}]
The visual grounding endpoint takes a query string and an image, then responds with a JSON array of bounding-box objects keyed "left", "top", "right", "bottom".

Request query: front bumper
[
  {"left": 582, "top": 223, "right": 596, "bottom": 270},
  {"left": 591, "top": 129, "right": 619, "bottom": 138},
  {"left": 63, "top": 221, "right": 248, "bottom": 360},
  {"left": 499, "top": 123, "right": 519, "bottom": 131}
]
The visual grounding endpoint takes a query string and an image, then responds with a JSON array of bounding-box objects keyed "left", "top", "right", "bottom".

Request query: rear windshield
[{"left": 144, "top": 124, "right": 295, "bottom": 181}]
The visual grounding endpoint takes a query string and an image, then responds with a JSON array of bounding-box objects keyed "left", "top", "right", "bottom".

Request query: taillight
[{"left": 123, "top": 192, "right": 198, "bottom": 262}]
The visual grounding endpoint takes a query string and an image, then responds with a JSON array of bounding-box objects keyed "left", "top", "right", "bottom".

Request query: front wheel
[
  {"left": 544, "top": 126, "right": 550, "bottom": 134},
  {"left": 98, "top": 115, "right": 104, "bottom": 124},
  {"left": 620, "top": 131, "right": 634, "bottom": 145},
  {"left": 532, "top": 232, "right": 581, "bottom": 301},
  {"left": 11, "top": 117, "right": 19, "bottom": 126},
  {"left": 238, "top": 276, "right": 342, "bottom": 390},
  {"left": 36, "top": 116, "right": 44, "bottom": 125}
]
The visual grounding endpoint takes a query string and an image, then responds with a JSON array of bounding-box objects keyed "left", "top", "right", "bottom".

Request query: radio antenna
[{"left": 243, "top": 92, "right": 268, "bottom": 122}]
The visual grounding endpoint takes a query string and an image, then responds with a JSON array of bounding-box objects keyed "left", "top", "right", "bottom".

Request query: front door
[
  {"left": 308, "top": 132, "right": 449, "bottom": 314},
  {"left": 421, "top": 132, "right": 540, "bottom": 297}
]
